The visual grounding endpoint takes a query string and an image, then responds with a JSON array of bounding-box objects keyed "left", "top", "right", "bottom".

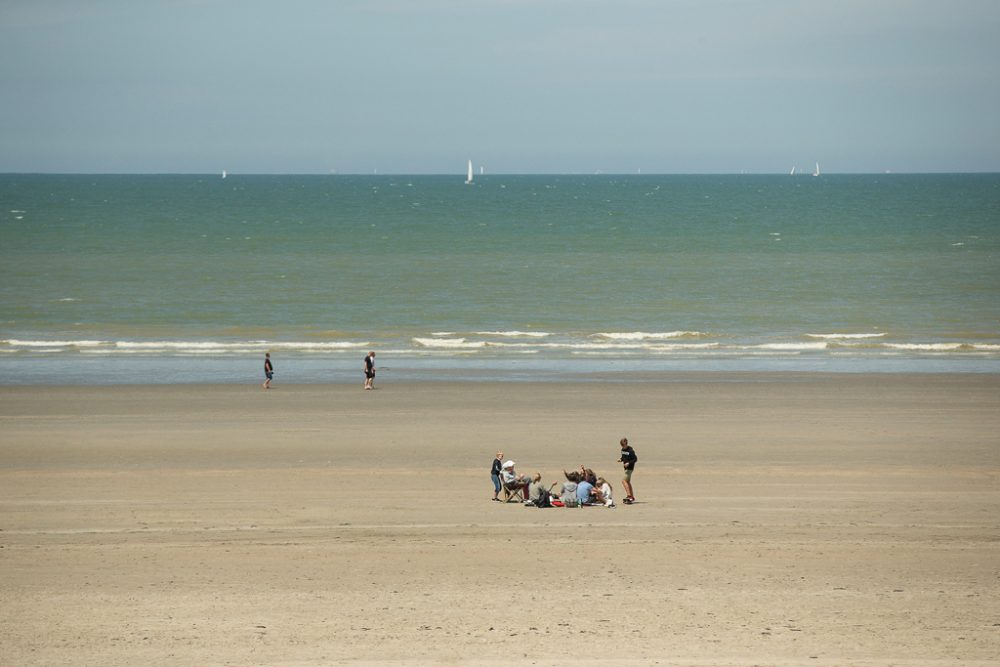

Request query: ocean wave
[
  {"left": 114, "top": 340, "right": 368, "bottom": 351},
  {"left": 472, "top": 331, "right": 552, "bottom": 338},
  {"left": 592, "top": 331, "right": 706, "bottom": 341},
  {"left": 885, "top": 343, "right": 966, "bottom": 351},
  {"left": 265, "top": 341, "right": 370, "bottom": 350},
  {"left": 488, "top": 341, "right": 722, "bottom": 352},
  {"left": 4, "top": 336, "right": 998, "bottom": 359},
  {"left": 0, "top": 339, "right": 371, "bottom": 355},
  {"left": 806, "top": 332, "right": 886, "bottom": 340},
  {"left": 747, "top": 342, "right": 828, "bottom": 351},
  {"left": 413, "top": 337, "right": 487, "bottom": 349},
  {"left": 3, "top": 339, "right": 107, "bottom": 348}
]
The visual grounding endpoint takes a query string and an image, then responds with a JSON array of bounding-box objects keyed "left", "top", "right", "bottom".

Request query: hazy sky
[{"left": 2, "top": 0, "right": 998, "bottom": 174}]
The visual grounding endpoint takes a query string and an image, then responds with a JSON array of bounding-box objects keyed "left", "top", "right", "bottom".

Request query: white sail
[
  {"left": 222, "top": 170, "right": 227, "bottom": 179},
  {"left": 813, "top": 162, "right": 820, "bottom": 177},
  {"left": 465, "top": 160, "right": 473, "bottom": 184},
  {"left": 790, "top": 166, "right": 796, "bottom": 176}
]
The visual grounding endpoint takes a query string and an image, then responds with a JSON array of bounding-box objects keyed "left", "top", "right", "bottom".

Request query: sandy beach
[{"left": 1, "top": 374, "right": 998, "bottom": 666}]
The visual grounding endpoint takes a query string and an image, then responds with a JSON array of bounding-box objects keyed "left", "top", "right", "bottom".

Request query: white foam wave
[
  {"left": 412, "top": 337, "right": 487, "bottom": 349},
  {"left": 266, "top": 341, "right": 369, "bottom": 350},
  {"left": 489, "top": 341, "right": 722, "bottom": 352},
  {"left": 885, "top": 343, "right": 964, "bottom": 351},
  {"left": 593, "top": 331, "right": 705, "bottom": 341},
  {"left": 117, "top": 341, "right": 249, "bottom": 350},
  {"left": 649, "top": 343, "right": 721, "bottom": 351},
  {"left": 473, "top": 331, "right": 551, "bottom": 338},
  {"left": 806, "top": 333, "right": 886, "bottom": 340},
  {"left": 748, "top": 342, "right": 828, "bottom": 351},
  {"left": 4, "top": 339, "right": 106, "bottom": 348},
  {"left": 115, "top": 340, "right": 367, "bottom": 351}
]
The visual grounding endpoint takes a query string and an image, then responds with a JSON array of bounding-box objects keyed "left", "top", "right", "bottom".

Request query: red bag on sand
[{"left": 551, "top": 500, "right": 565, "bottom": 507}]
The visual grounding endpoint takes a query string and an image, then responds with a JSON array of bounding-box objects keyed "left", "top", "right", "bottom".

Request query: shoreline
[
  {"left": 3, "top": 354, "right": 1000, "bottom": 386},
  {"left": 2, "top": 375, "right": 998, "bottom": 664}
]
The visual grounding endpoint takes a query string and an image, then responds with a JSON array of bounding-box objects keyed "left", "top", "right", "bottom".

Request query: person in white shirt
[{"left": 594, "top": 476, "right": 615, "bottom": 507}]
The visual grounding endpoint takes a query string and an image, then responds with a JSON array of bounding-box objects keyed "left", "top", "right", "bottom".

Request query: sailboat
[
  {"left": 812, "top": 162, "right": 820, "bottom": 177},
  {"left": 790, "top": 166, "right": 796, "bottom": 176},
  {"left": 222, "top": 170, "right": 227, "bottom": 179},
  {"left": 465, "top": 160, "right": 474, "bottom": 184}
]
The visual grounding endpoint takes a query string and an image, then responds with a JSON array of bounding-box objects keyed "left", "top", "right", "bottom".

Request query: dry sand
[{"left": 1, "top": 374, "right": 998, "bottom": 666}]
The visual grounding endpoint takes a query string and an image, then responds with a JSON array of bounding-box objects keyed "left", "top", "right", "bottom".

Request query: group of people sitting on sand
[{"left": 491, "top": 453, "right": 628, "bottom": 508}]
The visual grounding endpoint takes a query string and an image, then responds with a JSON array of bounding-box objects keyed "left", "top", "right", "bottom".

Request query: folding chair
[{"left": 501, "top": 480, "right": 526, "bottom": 503}]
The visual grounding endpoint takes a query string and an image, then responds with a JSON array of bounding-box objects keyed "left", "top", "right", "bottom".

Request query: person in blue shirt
[{"left": 576, "top": 478, "right": 595, "bottom": 505}]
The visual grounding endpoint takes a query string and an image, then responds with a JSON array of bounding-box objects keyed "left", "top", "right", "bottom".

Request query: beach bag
[{"left": 535, "top": 490, "right": 551, "bottom": 508}]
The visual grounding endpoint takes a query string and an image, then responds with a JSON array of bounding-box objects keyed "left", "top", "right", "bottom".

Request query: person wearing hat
[{"left": 499, "top": 459, "right": 530, "bottom": 500}]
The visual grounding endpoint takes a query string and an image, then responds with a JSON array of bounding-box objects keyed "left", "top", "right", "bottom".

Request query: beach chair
[{"left": 501, "top": 480, "right": 526, "bottom": 503}]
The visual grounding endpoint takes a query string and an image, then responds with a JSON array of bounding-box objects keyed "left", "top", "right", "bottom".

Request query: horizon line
[{"left": 3, "top": 170, "right": 999, "bottom": 177}]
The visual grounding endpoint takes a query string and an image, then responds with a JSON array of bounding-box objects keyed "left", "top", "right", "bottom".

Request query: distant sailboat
[
  {"left": 813, "top": 162, "right": 821, "bottom": 177},
  {"left": 222, "top": 170, "right": 227, "bottom": 179},
  {"left": 790, "top": 166, "right": 796, "bottom": 176},
  {"left": 479, "top": 166, "right": 484, "bottom": 176},
  {"left": 465, "top": 160, "right": 474, "bottom": 184}
]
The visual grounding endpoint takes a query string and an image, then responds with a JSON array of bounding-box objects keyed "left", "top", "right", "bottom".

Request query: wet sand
[{"left": 1, "top": 374, "right": 998, "bottom": 665}]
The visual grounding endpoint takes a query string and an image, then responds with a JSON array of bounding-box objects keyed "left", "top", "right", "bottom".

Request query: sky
[{"left": 1, "top": 0, "right": 999, "bottom": 174}]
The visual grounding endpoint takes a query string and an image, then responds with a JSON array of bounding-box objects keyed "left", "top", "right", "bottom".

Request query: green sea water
[{"left": 2, "top": 173, "right": 998, "bottom": 382}]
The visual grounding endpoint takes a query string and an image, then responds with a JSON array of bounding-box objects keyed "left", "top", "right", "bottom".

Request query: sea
[{"left": 2, "top": 173, "right": 998, "bottom": 384}]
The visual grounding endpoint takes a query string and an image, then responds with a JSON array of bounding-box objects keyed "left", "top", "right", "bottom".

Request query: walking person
[
  {"left": 263, "top": 352, "right": 274, "bottom": 390},
  {"left": 363, "top": 351, "right": 376, "bottom": 390},
  {"left": 618, "top": 437, "right": 637, "bottom": 503}
]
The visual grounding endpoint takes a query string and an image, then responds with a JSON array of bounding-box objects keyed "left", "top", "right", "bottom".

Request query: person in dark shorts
[
  {"left": 263, "top": 352, "right": 274, "bottom": 390},
  {"left": 617, "top": 437, "right": 637, "bottom": 503},
  {"left": 363, "top": 351, "right": 376, "bottom": 390}
]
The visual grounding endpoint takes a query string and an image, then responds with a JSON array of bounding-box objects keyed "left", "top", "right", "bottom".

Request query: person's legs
[
  {"left": 491, "top": 474, "right": 501, "bottom": 500},
  {"left": 622, "top": 469, "right": 634, "bottom": 501}
]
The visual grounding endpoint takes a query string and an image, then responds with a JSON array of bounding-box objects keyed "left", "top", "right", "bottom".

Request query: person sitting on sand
[
  {"left": 594, "top": 476, "right": 615, "bottom": 508},
  {"left": 500, "top": 460, "right": 530, "bottom": 499},
  {"left": 558, "top": 470, "right": 581, "bottom": 507},
  {"left": 527, "top": 472, "right": 557, "bottom": 507},
  {"left": 576, "top": 475, "right": 596, "bottom": 506},
  {"left": 578, "top": 465, "right": 597, "bottom": 486}
]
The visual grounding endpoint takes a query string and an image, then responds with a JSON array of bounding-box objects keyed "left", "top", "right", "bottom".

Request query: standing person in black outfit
[
  {"left": 490, "top": 451, "right": 504, "bottom": 501},
  {"left": 263, "top": 352, "right": 274, "bottom": 390},
  {"left": 618, "top": 437, "right": 637, "bottom": 503},
  {"left": 363, "top": 351, "right": 376, "bottom": 390}
]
